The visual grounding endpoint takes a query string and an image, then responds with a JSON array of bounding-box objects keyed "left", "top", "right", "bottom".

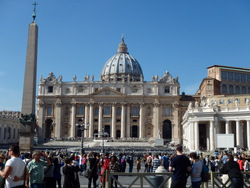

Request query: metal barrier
[{"left": 105, "top": 171, "right": 250, "bottom": 188}]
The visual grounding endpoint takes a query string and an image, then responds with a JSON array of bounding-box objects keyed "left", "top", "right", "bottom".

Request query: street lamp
[
  {"left": 99, "top": 127, "right": 109, "bottom": 153},
  {"left": 76, "top": 118, "right": 90, "bottom": 155}
]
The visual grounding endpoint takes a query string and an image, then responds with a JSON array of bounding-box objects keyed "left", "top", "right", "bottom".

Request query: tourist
[
  {"left": 109, "top": 155, "right": 121, "bottom": 188},
  {"left": 79, "top": 154, "right": 87, "bottom": 175},
  {"left": 27, "top": 150, "right": 51, "bottom": 188},
  {"left": 237, "top": 156, "right": 244, "bottom": 171},
  {"left": 120, "top": 153, "right": 126, "bottom": 172},
  {"left": 87, "top": 152, "right": 99, "bottom": 188},
  {"left": 146, "top": 153, "right": 153, "bottom": 172},
  {"left": 44, "top": 156, "right": 55, "bottom": 188},
  {"left": 210, "top": 156, "right": 216, "bottom": 172},
  {"left": 162, "top": 153, "right": 170, "bottom": 171},
  {"left": 53, "top": 157, "right": 64, "bottom": 188},
  {"left": 127, "top": 153, "right": 134, "bottom": 173},
  {"left": 136, "top": 157, "right": 141, "bottom": 172},
  {"left": 152, "top": 154, "right": 161, "bottom": 172},
  {"left": 0, "top": 153, "right": 6, "bottom": 188},
  {"left": 169, "top": 144, "right": 191, "bottom": 188},
  {"left": 63, "top": 157, "right": 80, "bottom": 188},
  {"left": 0, "top": 145, "right": 28, "bottom": 188},
  {"left": 101, "top": 153, "right": 110, "bottom": 188},
  {"left": 190, "top": 152, "right": 202, "bottom": 188},
  {"left": 220, "top": 154, "right": 243, "bottom": 188}
]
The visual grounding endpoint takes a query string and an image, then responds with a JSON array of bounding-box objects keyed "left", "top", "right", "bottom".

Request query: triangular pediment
[{"left": 91, "top": 87, "right": 124, "bottom": 96}]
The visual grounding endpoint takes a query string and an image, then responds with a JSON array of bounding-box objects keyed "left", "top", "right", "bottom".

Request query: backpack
[
  {"left": 121, "top": 158, "right": 126, "bottom": 164},
  {"left": 147, "top": 156, "right": 152, "bottom": 165},
  {"left": 201, "top": 165, "right": 210, "bottom": 182}
]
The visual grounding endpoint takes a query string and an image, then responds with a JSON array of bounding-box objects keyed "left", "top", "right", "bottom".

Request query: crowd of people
[{"left": 0, "top": 144, "right": 249, "bottom": 188}]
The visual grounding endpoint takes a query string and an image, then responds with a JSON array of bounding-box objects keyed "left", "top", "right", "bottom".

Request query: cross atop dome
[{"left": 117, "top": 36, "right": 128, "bottom": 53}]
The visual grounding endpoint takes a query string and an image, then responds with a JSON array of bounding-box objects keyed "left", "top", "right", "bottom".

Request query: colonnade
[
  {"left": 50, "top": 102, "right": 162, "bottom": 139},
  {"left": 188, "top": 119, "right": 250, "bottom": 151}
]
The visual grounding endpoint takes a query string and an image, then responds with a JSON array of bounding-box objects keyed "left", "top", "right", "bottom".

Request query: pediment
[{"left": 91, "top": 87, "right": 124, "bottom": 96}]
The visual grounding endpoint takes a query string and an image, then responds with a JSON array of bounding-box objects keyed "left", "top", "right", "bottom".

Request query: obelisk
[{"left": 19, "top": 2, "right": 38, "bottom": 152}]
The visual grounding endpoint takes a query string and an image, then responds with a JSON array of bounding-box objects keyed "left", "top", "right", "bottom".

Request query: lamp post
[
  {"left": 99, "top": 128, "right": 109, "bottom": 153},
  {"left": 76, "top": 118, "right": 89, "bottom": 155}
]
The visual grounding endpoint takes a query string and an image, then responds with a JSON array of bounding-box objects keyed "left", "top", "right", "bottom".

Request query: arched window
[
  {"left": 235, "top": 86, "right": 240, "bottom": 94},
  {"left": 229, "top": 85, "right": 234, "bottom": 94},
  {"left": 222, "top": 84, "right": 227, "bottom": 94},
  {"left": 242, "top": 86, "right": 247, "bottom": 94}
]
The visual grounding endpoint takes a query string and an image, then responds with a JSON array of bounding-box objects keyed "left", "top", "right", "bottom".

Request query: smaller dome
[{"left": 100, "top": 37, "right": 143, "bottom": 82}]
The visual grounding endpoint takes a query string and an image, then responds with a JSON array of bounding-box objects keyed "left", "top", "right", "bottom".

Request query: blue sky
[{"left": 1, "top": 0, "right": 250, "bottom": 111}]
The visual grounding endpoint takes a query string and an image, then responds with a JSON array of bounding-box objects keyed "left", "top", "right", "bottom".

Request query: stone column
[
  {"left": 154, "top": 103, "right": 160, "bottom": 138},
  {"left": 210, "top": 121, "right": 214, "bottom": 150},
  {"left": 189, "top": 122, "right": 194, "bottom": 150},
  {"left": 98, "top": 103, "right": 103, "bottom": 137},
  {"left": 126, "top": 105, "right": 131, "bottom": 138},
  {"left": 37, "top": 102, "right": 44, "bottom": 140},
  {"left": 111, "top": 104, "right": 116, "bottom": 138},
  {"left": 194, "top": 121, "right": 199, "bottom": 151},
  {"left": 121, "top": 103, "right": 126, "bottom": 139},
  {"left": 247, "top": 120, "right": 250, "bottom": 150},
  {"left": 89, "top": 104, "right": 93, "bottom": 138},
  {"left": 55, "top": 102, "right": 62, "bottom": 138},
  {"left": 225, "top": 120, "right": 229, "bottom": 134},
  {"left": 236, "top": 120, "right": 241, "bottom": 147},
  {"left": 84, "top": 104, "right": 89, "bottom": 137},
  {"left": 139, "top": 103, "right": 145, "bottom": 139},
  {"left": 70, "top": 104, "right": 76, "bottom": 137}
]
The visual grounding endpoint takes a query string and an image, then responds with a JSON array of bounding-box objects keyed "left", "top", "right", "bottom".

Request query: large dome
[{"left": 100, "top": 37, "right": 143, "bottom": 82}]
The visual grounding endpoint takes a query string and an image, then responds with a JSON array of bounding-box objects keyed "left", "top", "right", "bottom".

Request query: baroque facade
[
  {"left": 183, "top": 65, "right": 250, "bottom": 151},
  {"left": 0, "top": 111, "right": 21, "bottom": 144},
  {"left": 37, "top": 38, "right": 182, "bottom": 143}
]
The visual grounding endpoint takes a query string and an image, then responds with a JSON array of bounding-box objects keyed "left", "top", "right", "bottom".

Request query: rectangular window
[
  {"left": 234, "top": 73, "right": 240, "bottom": 82},
  {"left": 241, "top": 74, "right": 246, "bottom": 83},
  {"left": 228, "top": 99, "right": 232, "bottom": 104},
  {"left": 219, "top": 99, "right": 224, "bottom": 104},
  {"left": 104, "top": 118, "right": 111, "bottom": 123},
  {"left": 48, "top": 86, "right": 53, "bottom": 93},
  {"left": 221, "top": 71, "right": 227, "bottom": 81},
  {"left": 228, "top": 72, "right": 233, "bottom": 81},
  {"left": 247, "top": 74, "right": 250, "bottom": 83},
  {"left": 47, "top": 106, "right": 52, "bottom": 116},
  {"left": 165, "top": 107, "right": 170, "bottom": 116},
  {"left": 164, "top": 86, "right": 170, "bottom": 93},
  {"left": 94, "top": 107, "right": 99, "bottom": 115}
]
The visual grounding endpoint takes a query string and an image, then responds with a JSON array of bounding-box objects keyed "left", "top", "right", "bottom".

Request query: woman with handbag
[{"left": 87, "top": 152, "right": 99, "bottom": 188}]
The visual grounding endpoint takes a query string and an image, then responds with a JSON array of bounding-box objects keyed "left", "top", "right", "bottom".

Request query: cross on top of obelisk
[{"left": 32, "top": 1, "right": 38, "bottom": 22}]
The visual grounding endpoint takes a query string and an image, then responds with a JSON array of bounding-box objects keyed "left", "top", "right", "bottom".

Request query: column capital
[
  {"left": 56, "top": 102, "right": 62, "bottom": 107},
  {"left": 98, "top": 102, "right": 104, "bottom": 106},
  {"left": 38, "top": 101, "right": 45, "bottom": 107}
]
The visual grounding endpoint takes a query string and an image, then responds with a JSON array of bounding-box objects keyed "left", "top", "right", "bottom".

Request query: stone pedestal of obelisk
[{"left": 19, "top": 11, "right": 38, "bottom": 152}]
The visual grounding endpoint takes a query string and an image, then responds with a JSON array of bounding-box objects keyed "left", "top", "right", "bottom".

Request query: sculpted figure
[
  {"left": 188, "top": 102, "right": 193, "bottom": 110},
  {"left": 91, "top": 75, "right": 94, "bottom": 81},
  {"left": 59, "top": 75, "right": 62, "bottom": 82},
  {"left": 246, "top": 98, "right": 249, "bottom": 107},
  {"left": 73, "top": 75, "right": 77, "bottom": 81},
  {"left": 195, "top": 101, "right": 199, "bottom": 108}
]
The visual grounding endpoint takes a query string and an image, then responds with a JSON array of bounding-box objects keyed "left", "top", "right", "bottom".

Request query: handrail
[{"left": 106, "top": 171, "right": 250, "bottom": 188}]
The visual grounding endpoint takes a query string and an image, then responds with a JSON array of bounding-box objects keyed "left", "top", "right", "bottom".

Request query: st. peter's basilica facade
[{"left": 37, "top": 38, "right": 182, "bottom": 143}]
